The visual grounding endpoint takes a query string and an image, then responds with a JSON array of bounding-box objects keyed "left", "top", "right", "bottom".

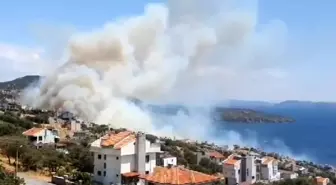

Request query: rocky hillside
[{"left": 0, "top": 75, "right": 41, "bottom": 90}]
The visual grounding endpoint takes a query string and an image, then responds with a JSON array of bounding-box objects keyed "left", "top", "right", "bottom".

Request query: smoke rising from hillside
[{"left": 21, "top": 0, "right": 309, "bottom": 159}]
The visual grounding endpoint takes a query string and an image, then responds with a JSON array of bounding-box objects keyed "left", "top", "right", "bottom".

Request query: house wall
[
  {"left": 245, "top": 156, "right": 256, "bottom": 183},
  {"left": 223, "top": 163, "right": 241, "bottom": 185},
  {"left": 91, "top": 136, "right": 160, "bottom": 185},
  {"left": 261, "top": 162, "right": 280, "bottom": 181},
  {"left": 34, "top": 129, "right": 56, "bottom": 144},
  {"left": 261, "top": 164, "right": 270, "bottom": 180}
]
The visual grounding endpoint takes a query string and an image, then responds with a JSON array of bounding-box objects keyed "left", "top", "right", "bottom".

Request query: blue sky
[{"left": 0, "top": 0, "right": 335, "bottom": 101}]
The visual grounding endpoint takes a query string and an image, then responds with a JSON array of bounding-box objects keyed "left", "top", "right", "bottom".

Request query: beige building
[{"left": 316, "top": 176, "right": 329, "bottom": 185}]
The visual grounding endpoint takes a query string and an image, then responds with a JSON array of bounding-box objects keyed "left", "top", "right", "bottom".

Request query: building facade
[
  {"left": 260, "top": 157, "right": 280, "bottom": 182},
  {"left": 90, "top": 131, "right": 161, "bottom": 185},
  {"left": 22, "top": 127, "right": 59, "bottom": 147}
]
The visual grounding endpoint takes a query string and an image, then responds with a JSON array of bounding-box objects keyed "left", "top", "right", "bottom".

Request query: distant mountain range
[
  {"left": 0, "top": 75, "right": 41, "bottom": 90},
  {"left": 0, "top": 75, "right": 335, "bottom": 110}
]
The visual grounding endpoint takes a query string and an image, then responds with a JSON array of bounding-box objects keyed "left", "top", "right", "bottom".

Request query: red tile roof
[
  {"left": 140, "top": 166, "right": 220, "bottom": 185},
  {"left": 100, "top": 131, "right": 136, "bottom": 149},
  {"left": 22, "top": 127, "right": 45, "bottom": 137},
  {"left": 122, "top": 172, "right": 140, "bottom": 177},
  {"left": 208, "top": 151, "right": 225, "bottom": 159},
  {"left": 224, "top": 155, "right": 240, "bottom": 165}
]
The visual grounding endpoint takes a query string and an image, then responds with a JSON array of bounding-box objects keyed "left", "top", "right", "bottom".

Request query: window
[
  {"left": 238, "top": 169, "right": 240, "bottom": 174},
  {"left": 116, "top": 156, "right": 119, "bottom": 160},
  {"left": 104, "top": 155, "right": 106, "bottom": 160},
  {"left": 146, "top": 155, "right": 150, "bottom": 162},
  {"left": 103, "top": 171, "right": 106, "bottom": 177},
  {"left": 38, "top": 136, "right": 43, "bottom": 141},
  {"left": 104, "top": 163, "right": 106, "bottom": 169},
  {"left": 116, "top": 174, "right": 119, "bottom": 177},
  {"left": 246, "top": 169, "right": 249, "bottom": 176},
  {"left": 97, "top": 171, "right": 101, "bottom": 176},
  {"left": 146, "top": 171, "right": 149, "bottom": 175},
  {"left": 98, "top": 154, "right": 102, "bottom": 160}
]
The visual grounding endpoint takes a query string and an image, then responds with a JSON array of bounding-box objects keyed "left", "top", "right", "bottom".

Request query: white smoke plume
[{"left": 21, "top": 0, "right": 308, "bottom": 159}]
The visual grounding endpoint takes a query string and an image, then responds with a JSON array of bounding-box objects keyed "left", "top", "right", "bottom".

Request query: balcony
[{"left": 148, "top": 143, "right": 161, "bottom": 153}]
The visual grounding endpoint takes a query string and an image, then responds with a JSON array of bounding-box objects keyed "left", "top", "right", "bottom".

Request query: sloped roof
[
  {"left": 140, "top": 166, "right": 219, "bottom": 185},
  {"left": 100, "top": 131, "right": 136, "bottom": 149},
  {"left": 22, "top": 127, "right": 45, "bottom": 137},
  {"left": 208, "top": 151, "right": 225, "bottom": 159},
  {"left": 223, "top": 155, "right": 240, "bottom": 165}
]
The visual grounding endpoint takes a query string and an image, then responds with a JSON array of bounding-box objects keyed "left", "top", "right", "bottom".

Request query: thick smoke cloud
[{"left": 20, "top": 0, "right": 308, "bottom": 159}]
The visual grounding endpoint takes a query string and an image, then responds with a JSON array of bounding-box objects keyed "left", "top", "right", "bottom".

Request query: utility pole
[{"left": 15, "top": 145, "right": 23, "bottom": 178}]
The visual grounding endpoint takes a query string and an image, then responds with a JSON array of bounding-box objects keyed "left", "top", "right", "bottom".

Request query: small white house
[
  {"left": 22, "top": 127, "right": 60, "bottom": 147},
  {"left": 162, "top": 155, "right": 177, "bottom": 167},
  {"left": 90, "top": 131, "right": 161, "bottom": 185}
]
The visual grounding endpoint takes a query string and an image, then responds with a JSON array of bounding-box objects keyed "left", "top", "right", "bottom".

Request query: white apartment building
[
  {"left": 223, "top": 155, "right": 242, "bottom": 185},
  {"left": 223, "top": 154, "right": 257, "bottom": 185},
  {"left": 90, "top": 131, "right": 161, "bottom": 185},
  {"left": 260, "top": 157, "right": 280, "bottom": 182},
  {"left": 22, "top": 127, "right": 60, "bottom": 147}
]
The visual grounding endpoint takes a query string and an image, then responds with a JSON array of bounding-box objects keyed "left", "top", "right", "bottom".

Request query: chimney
[{"left": 136, "top": 132, "right": 146, "bottom": 174}]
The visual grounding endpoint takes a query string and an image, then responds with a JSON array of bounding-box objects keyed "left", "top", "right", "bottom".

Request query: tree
[
  {"left": 67, "top": 145, "right": 93, "bottom": 173},
  {"left": 20, "top": 147, "right": 42, "bottom": 171},
  {"left": 40, "top": 147, "right": 66, "bottom": 174},
  {"left": 0, "top": 136, "right": 27, "bottom": 164},
  {"left": 0, "top": 164, "right": 25, "bottom": 185}
]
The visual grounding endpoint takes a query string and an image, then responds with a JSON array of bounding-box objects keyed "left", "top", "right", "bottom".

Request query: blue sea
[{"left": 219, "top": 107, "right": 336, "bottom": 165}]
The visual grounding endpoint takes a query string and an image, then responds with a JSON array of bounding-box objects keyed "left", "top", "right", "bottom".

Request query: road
[{"left": 18, "top": 173, "right": 54, "bottom": 185}]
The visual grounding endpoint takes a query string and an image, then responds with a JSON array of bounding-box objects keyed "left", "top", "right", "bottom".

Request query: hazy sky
[{"left": 0, "top": 0, "right": 335, "bottom": 102}]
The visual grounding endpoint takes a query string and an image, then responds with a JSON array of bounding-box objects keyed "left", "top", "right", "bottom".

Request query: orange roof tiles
[
  {"left": 224, "top": 158, "right": 239, "bottom": 165},
  {"left": 209, "top": 151, "right": 225, "bottom": 159},
  {"left": 223, "top": 155, "right": 240, "bottom": 165},
  {"left": 100, "top": 131, "right": 136, "bottom": 149},
  {"left": 22, "top": 127, "right": 45, "bottom": 137},
  {"left": 122, "top": 172, "right": 139, "bottom": 177},
  {"left": 262, "top": 157, "right": 275, "bottom": 165},
  {"left": 140, "top": 166, "right": 219, "bottom": 185}
]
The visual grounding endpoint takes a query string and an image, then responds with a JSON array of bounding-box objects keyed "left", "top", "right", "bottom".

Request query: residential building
[
  {"left": 90, "top": 131, "right": 161, "bottom": 185},
  {"left": 315, "top": 176, "right": 329, "bottom": 185},
  {"left": 70, "top": 120, "right": 82, "bottom": 132},
  {"left": 22, "top": 127, "right": 60, "bottom": 147},
  {"left": 223, "top": 155, "right": 242, "bottom": 185},
  {"left": 222, "top": 154, "right": 258, "bottom": 185},
  {"left": 240, "top": 155, "right": 257, "bottom": 184},
  {"left": 140, "top": 166, "right": 220, "bottom": 185},
  {"left": 260, "top": 157, "right": 280, "bottom": 182},
  {"left": 162, "top": 155, "right": 177, "bottom": 168},
  {"left": 280, "top": 171, "right": 298, "bottom": 179},
  {"left": 197, "top": 150, "right": 226, "bottom": 164}
]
